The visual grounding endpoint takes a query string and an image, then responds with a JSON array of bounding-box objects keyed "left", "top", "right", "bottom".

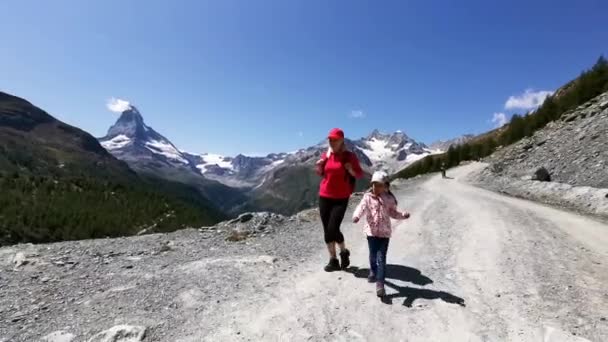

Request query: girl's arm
[
  {"left": 388, "top": 202, "right": 410, "bottom": 220},
  {"left": 353, "top": 196, "right": 368, "bottom": 222}
]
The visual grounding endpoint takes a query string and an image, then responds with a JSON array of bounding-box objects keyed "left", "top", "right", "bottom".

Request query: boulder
[
  {"left": 88, "top": 325, "right": 146, "bottom": 342},
  {"left": 230, "top": 213, "right": 254, "bottom": 224},
  {"left": 40, "top": 331, "right": 76, "bottom": 342},
  {"left": 490, "top": 163, "right": 504, "bottom": 173},
  {"left": 532, "top": 167, "right": 551, "bottom": 182},
  {"left": 13, "top": 252, "right": 28, "bottom": 267}
]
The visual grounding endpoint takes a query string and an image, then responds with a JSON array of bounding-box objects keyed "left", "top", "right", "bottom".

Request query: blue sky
[{"left": 1, "top": 0, "right": 607, "bottom": 156}]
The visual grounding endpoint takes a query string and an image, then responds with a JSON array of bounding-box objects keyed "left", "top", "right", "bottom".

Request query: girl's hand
[{"left": 353, "top": 217, "right": 360, "bottom": 223}]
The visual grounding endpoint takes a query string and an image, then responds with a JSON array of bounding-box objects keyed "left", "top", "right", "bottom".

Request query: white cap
[{"left": 371, "top": 171, "right": 389, "bottom": 184}]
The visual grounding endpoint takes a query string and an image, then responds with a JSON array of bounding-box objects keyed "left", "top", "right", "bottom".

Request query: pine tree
[
  {"left": 458, "top": 143, "right": 471, "bottom": 161},
  {"left": 447, "top": 145, "right": 458, "bottom": 167}
]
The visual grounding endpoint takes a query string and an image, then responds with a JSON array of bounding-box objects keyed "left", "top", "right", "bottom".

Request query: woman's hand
[
  {"left": 315, "top": 159, "right": 325, "bottom": 175},
  {"left": 344, "top": 162, "right": 355, "bottom": 175}
]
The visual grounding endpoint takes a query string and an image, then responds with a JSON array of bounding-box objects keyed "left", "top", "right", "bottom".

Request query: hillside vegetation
[{"left": 0, "top": 92, "right": 224, "bottom": 245}]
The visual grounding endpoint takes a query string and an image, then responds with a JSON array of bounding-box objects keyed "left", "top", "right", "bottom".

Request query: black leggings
[{"left": 319, "top": 196, "right": 349, "bottom": 244}]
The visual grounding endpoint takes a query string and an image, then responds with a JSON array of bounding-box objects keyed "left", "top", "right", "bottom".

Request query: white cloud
[
  {"left": 505, "top": 89, "right": 553, "bottom": 110},
  {"left": 492, "top": 112, "right": 508, "bottom": 127},
  {"left": 349, "top": 110, "right": 366, "bottom": 119},
  {"left": 106, "top": 97, "right": 131, "bottom": 113}
]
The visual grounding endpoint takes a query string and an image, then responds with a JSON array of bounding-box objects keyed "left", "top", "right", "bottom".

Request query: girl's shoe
[
  {"left": 339, "top": 249, "right": 351, "bottom": 270},
  {"left": 376, "top": 282, "right": 386, "bottom": 297},
  {"left": 324, "top": 258, "right": 341, "bottom": 272}
]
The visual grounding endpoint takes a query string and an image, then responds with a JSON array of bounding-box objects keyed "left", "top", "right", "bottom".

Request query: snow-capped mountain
[
  {"left": 251, "top": 129, "right": 434, "bottom": 176},
  {"left": 352, "top": 129, "right": 435, "bottom": 173},
  {"left": 429, "top": 134, "right": 475, "bottom": 152},
  {"left": 185, "top": 129, "right": 435, "bottom": 186},
  {"left": 98, "top": 106, "right": 249, "bottom": 213},
  {"left": 99, "top": 106, "right": 190, "bottom": 167}
]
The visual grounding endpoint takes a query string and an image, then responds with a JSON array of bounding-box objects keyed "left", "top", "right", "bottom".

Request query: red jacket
[{"left": 317, "top": 150, "right": 364, "bottom": 199}]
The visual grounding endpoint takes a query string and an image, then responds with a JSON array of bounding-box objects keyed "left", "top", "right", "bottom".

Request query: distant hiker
[
  {"left": 353, "top": 171, "right": 410, "bottom": 297},
  {"left": 315, "top": 128, "right": 364, "bottom": 272},
  {"left": 441, "top": 162, "right": 447, "bottom": 178}
]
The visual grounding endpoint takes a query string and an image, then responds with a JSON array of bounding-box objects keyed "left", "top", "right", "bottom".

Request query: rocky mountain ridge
[{"left": 429, "top": 134, "right": 475, "bottom": 152}]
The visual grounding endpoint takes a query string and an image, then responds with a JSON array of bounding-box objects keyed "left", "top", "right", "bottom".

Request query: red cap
[{"left": 328, "top": 128, "right": 344, "bottom": 140}]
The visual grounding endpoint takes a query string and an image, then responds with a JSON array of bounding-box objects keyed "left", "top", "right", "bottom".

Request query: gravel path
[
  {"left": 2, "top": 165, "right": 607, "bottom": 341},
  {"left": 202, "top": 164, "right": 608, "bottom": 342}
]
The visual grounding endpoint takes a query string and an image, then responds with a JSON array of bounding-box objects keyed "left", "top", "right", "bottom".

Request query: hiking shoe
[
  {"left": 339, "top": 249, "right": 351, "bottom": 270},
  {"left": 376, "top": 283, "right": 386, "bottom": 297},
  {"left": 367, "top": 273, "right": 376, "bottom": 283},
  {"left": 324, "top": 258, "right": 341, "bottom": 272}
]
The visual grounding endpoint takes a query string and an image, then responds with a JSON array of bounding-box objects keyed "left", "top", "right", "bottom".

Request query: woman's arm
[
  {"left": 315, "top": 152, "right": 329, "bottom": 176},
  {"left": 345, "top": 153, "right": 364, "bottom": 179},
  {"left": 315, "top": 159, "right": 325, "bottom": 176}
]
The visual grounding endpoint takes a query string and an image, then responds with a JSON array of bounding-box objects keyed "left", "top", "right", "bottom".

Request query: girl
[
  {"left": 315, "top": 128, "right": 364, "bottom": 272},
  {"left": 353, "top": 171, "right": 410, "bottom": 297}
]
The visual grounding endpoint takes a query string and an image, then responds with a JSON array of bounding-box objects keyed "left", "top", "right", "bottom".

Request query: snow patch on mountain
[
  {"left": 201, "top": 154, "right": 234, "bottom": 170},
  {"left": 405, "top": 152, "right": 431, "bottom": 164},
  {"left": 359, "top": 137, "right": 394, "bottom": 161},
  {"left": 100, "top": 134, "right": 131, "bottom": 150},
  {"left": 145, "top": 139, "right": 188, "bottom": 164},
  {"left": 351, "top": 130, "right": 435, "bottom": 173}
]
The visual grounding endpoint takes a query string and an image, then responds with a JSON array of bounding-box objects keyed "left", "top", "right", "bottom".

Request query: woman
[{"left": 316, "top": 128, "right": 364, "bottom": 272}]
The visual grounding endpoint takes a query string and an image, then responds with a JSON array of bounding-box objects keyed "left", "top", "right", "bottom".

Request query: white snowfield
[
  {"left": 199, "top": 163, "right": 607, "bottom": 342},
  {"left": 357, "top": 136, "right": 435, "bottom": 173},
  {"left": 198, "top": 153, "right": 234, "bottom": 171},
  {"left": 99, "top": 134, "right": 131, "bottom": 150},
  {"left": 144, "top": 139, "right": 189, "bottom": 164}
]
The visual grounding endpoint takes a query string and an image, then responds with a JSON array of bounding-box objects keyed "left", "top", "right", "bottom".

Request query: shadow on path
[
  {"left": 347, "top": 264, "right": 433, "bottom": 286},
  {"left": 346, "top": 265, "right": 466, "bottom": 307}
]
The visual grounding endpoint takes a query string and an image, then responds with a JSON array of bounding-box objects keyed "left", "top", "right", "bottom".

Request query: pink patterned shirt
[{"left": 353, "top": 192, "right": 409, "bottom": 238}]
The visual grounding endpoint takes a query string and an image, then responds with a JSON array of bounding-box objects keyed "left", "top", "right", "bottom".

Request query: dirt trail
[{"left": 197, "top": 163, "right": 608, "bottom": 342}]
